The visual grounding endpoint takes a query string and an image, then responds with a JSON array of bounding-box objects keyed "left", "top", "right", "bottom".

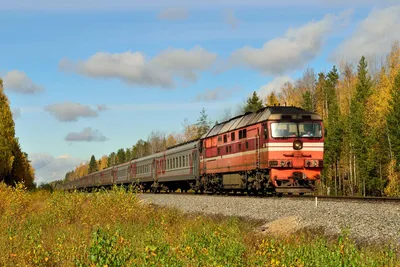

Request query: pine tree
[
  {"left": 116, "top": 148, "right": 126, "bottom": 164},
  {"left": 196, "top": 108, "right": 210, "bottom": 138},
  {"left": 107, "top": 152, "right": 116, "bottom": 167},
  {"left": 324, "top": 66, "right": 342, "bottom": 195},
  {"left": 125, "top": 148, "right": 132, "bottom": 161},
  {"left": 244, "top": 91, "right": 263, "bottom": 113},
  {"left": 301, "top": 90, "right": 313, "bottom": 112},
  {"left": 88, "top": 155, "right": 98, "bottom": 173},
  {"left": 0, "top": 79, "right": 16, "bottom": 179},
  {"left": 387, "top": 70, "right": 400, "bottom": 164},
  {"left": 350, "top": 56, "right": 373, "bottom": 196}
]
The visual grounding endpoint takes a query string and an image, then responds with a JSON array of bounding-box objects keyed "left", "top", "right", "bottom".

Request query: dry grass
[{"left": 0, "top": 182, "right": 398, "bottom": 266}]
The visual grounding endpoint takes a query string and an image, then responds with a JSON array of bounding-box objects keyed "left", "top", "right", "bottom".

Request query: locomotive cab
[{"left": 265, "top": 115, "right": 324, "bottom": 193}]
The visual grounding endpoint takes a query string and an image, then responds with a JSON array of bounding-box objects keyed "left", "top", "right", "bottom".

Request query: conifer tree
[
  {"left": 0, "top": 79, "right": 16, "bottom": 179},
  {"left": 116, "top": 148, "right": 126, "bottom": 164},
  {"left": 125, "top": 148, "right": 132, "bottom": 161},
  {"left": 88, "top": 155, "right": 98, "bottom": 173},
  {"left": 323, "top": 66, "right": 342, "bottom": 195},
  {"left": 387, "top": 70, "right": 400, "bottom": 164},
  {"left": 244, "top": 91, "right": 263, "bottom": 113},
  {"left": 350, "top": 56, "right": 373, "bottom": 196},
  {"left": 301, "top": 91, "right": 313, "bottom": 112},
  {"left": 196, "top": 108, "right": 210, "bottom": 138}
]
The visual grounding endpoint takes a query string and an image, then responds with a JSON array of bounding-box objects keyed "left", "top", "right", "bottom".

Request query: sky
[{"left": 1, "top": 0, "right": 399, "bottom": 184}]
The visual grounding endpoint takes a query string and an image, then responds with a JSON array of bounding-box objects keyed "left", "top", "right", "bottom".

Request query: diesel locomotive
[{"left": 62, "top": 106, "right": 324, "bottom": 195}]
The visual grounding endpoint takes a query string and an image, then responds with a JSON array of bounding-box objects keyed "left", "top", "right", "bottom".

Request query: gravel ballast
[{"left": 139, "top": 194, "right": 400, "bottom": 245}]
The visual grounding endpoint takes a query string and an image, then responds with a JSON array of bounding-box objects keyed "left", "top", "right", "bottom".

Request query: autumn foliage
[{"left": 0, "top": 79, "right": 35, "bottom": 188}]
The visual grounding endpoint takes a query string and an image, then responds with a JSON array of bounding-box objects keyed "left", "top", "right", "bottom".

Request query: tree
[
  {"left": 324, "top": 66, "right": 342, "bottom": 195},
  {"left": 99, "top": 155, "right": 108, "bottom": 170},
  {"left": 107, "top": 152, "right": 116, "bottom": 167},
  {"left": 301, "top": 91, "right": 313, "bottom": 112},
  {"left": 88, "top": 155, "right": 98, "bottom": 174},
  {"left": 265, "top": 92, "right": 280, "bottom": 106},
  {"left": 350, "top": 56, "right": 373, "bottom": 196},
  {"left": 182, "top": 119, "right": 199, "bottom": 142},
  {"left": 244, "top": 91, "right": 263, "bottom": 113},
  {"left": 387, "top": 70, "right": 400, "bottom": 164},
  {"left": 148, "top": 131, "right": 166, "bottom": 154},
  {"left": 116, "top": 148, "right": 126, "bottom": 164},
  {"left": 0, "top": 79, "right": 16, "bottom": 179},
  {"left": 166, "top": 134, "right": 177, "bottom": 148},
  {"left": 196, "top": 108, "right": 210, "bottom": 138},
  {"left": 125, "top": 148, "right": 132, "bottom": 161}
]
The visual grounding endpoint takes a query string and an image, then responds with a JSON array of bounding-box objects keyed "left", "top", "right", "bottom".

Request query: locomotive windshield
[{"left": 271, "top": 122, "right": 322, "bottom": 138}]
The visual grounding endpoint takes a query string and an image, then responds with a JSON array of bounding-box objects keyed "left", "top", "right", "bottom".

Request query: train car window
[
  {"left": 189, "top": 154, "right": 191, "bottom": 164},
  {"left": 231, "top": 132, "right": 235, "bottom": 141},
  {"left": 246, "top": 142, "right": 249, "bottom": 150},
  {"left": 224, "top": 135, "right": 227, "bottom": 143},
  {"left": 186, "top": 155, "right": 189, "bottom": 166},
  {"left": 173, "top": 158, "right": 175, "bottom": 169},
  {"left": 263, "top": 123, "right": 268, "bottom": 139},
  {"left": 239, "top": 130, "right": 242, "bottom": 139},
  {"left": 179, "top": 157, "right": 182, "bottom": 168},
  {"left": 218, "top": 136, "right": 222, "bottom": 143},
  {"left": 183, "top": 156, "right": 185, "bottom": 167},
  {"left": 243, "top": 129, "right": 247, "bottom": 138}
]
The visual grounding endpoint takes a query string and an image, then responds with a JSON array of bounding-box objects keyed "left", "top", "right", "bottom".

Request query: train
[{"left": 62, "top": 106, "right": 324, "bottom": 195}]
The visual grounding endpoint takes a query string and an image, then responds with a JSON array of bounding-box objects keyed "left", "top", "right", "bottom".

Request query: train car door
[
  {"left": 152, "top": 159, "right": 157, "bottom": 183},
  {"left": 193, "top": 150, "right": 198, "bottom": 175}
]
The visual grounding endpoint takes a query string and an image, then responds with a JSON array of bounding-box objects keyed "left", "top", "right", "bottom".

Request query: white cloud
[
  {"left": 331, "top": 5, "right": 400, "bottom": 63},
  {"left": 59, "top": 46, "right": 217, "bottom": 88},
  {"left": 3, "top": 70, "right": 44, "bottom": 94},
  {"left": 65, "top": 127, "right": 108, "bottom": 142},
  {"left": 229, "top": 10, "right": 352, "bottom": 75},
  {"left": 157, "top": 7, "right": 188, "bottom": 20},
  {"left": 45, "top": 102, "right": 106, "bottom": 122},
  {"left": 223, "top": 9, "right": 239, "bottom": 29},
  {"left": 257, "top": 76, "right": 294, "bottom": 99},
  {"left": 30, "top": 153, "right": 84, "bottom": 184},
  {"left": 195, "top": 87, "right": 239, "bottom": 102},
  {"left": 12, "top": 108, "right": 21, "bottom": 119}
]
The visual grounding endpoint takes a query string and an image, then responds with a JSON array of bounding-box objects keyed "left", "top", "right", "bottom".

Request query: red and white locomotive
[{"left": 63, "top": 106, "right": 324, "bottom": 195}]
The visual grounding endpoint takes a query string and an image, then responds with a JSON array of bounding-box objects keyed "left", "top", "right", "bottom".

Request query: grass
[{"left": 0, "top": 182, "right": 398, "bottom": 267}]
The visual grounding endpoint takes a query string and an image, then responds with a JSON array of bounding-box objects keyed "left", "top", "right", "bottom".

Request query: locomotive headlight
[
  {"left": 293, "top": 140, "right": 303, "bottom": 150},
  {"left": 281, "top": 161, "right": 285, "bottom": 167},
  {"left": 313, "top": 160, "right": 318, "bottom": 167}
]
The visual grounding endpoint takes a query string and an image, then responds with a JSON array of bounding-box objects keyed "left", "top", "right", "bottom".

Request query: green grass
[{"left": 0, "top": 182, "right": 398, "bottom": 266}]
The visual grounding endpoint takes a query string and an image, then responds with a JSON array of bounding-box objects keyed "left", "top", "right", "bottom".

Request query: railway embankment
[{"left": 140, "top": 193, "right": 400, "bottom": 246}]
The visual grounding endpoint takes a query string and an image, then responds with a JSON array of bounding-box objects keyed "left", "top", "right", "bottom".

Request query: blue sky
[{"left": 1, "top": 0, "right": 399, "bottom": 183}]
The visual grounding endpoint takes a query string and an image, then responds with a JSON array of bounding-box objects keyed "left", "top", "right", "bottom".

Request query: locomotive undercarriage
[{"left": 186, "top": 169, "right": 315, "bottom": 195}]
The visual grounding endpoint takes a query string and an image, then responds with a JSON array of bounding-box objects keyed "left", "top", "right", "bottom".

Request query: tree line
[
  {"left": 65, "top": 42, "right": 400, "bottom": 197},
  {"left": 0, "top": 79, "right": 35, "bottom": 189}
]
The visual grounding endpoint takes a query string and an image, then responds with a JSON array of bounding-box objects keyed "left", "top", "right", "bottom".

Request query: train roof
[{"left": 201, "top": 106, "right": 322, "bottom": 139}]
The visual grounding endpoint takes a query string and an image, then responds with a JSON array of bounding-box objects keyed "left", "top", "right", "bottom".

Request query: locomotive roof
[{"left": 202, "top": 106, "right": 322, "bottom": 139}]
